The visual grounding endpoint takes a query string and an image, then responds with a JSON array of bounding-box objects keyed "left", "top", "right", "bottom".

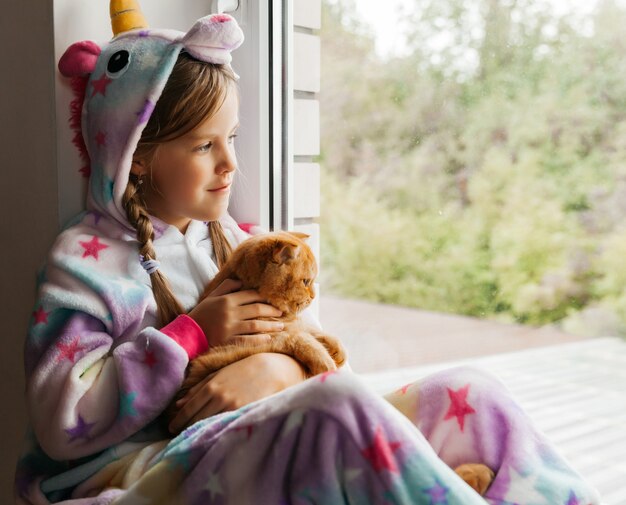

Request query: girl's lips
[{"left": 208, "top": 183, "right": 231, "bottom": 192}]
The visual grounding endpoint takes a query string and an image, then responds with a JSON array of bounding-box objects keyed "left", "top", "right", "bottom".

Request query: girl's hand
[
  {"left": 188, "top": 279, "right": 284, "bottom": 348},
  {"left": 169, "top": 352, "right": 306, "bottom": 433}
]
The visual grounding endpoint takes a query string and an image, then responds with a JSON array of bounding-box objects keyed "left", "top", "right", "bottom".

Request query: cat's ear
[
  {"left": 272, "top": 242, "right": 300, "bottom": 264},
  {"left": 287, "top": 231, "right": 310, "bottom": 241}
]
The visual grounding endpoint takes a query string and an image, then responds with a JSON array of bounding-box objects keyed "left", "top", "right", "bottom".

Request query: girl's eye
[{"left": 197, "top": 135, "right": 237, "bottom": 152}]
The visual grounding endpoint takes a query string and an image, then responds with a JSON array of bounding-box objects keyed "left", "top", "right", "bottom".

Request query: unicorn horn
[{"left": 110, "top": 0, "right": 149, "bottom": 36}]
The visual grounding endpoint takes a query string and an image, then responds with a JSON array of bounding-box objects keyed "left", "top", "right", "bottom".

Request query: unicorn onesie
[{"left": 15, "top": 2, "right": 602, "bottom": 504}]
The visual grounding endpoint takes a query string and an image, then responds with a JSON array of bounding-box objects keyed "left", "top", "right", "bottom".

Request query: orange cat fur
[
  {"left": 454, "top": 463, "right": 495, "bottom": 495},
  {"left": 167, "top": 231, "right": 346, "bottom": 429}
]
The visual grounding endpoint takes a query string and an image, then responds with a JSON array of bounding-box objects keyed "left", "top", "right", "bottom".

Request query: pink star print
[
  {"left": 143, "top": 350, "right": 157, "bottom": 368},
  {"left": 396, "top": 383, "right": 411, "bottom": 395},
  {"left": 318, "top": 370, "right": 339, "bottom": 383},
  {"left": 56, "top": 337, "right": 81, "bottom": 363},
  {"left": 212, "top": 14, "right": 231, "bottom": 23},
  {"left": 443, "top": 384, "right": 476, "bottom": 432},
  {"left": 32, "top": 307, "right": 49, "bottom": 325},
  {"left": 79, "top": 236, "right": 108, "bottom": 260},
  {"left": 91, "top": 74, "right": 112, "bottom": 97},
  {"left": 234, "top": 425, "right": 255, "bottom": 439},
  {"left": 361, "top": 426, "right": 402, "bottom": 474},
  {"left": 95, "top": 131, "right": 107, "bottom": 147}
]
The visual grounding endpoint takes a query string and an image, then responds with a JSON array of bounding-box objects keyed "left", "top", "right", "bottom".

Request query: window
[{"left": 318, "top": 0, "right": 626, "bottom": 371}]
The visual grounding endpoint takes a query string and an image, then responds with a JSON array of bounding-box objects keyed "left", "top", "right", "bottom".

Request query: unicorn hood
[{"left": 58, "top": 1, "right": 244, "bottom": 231}]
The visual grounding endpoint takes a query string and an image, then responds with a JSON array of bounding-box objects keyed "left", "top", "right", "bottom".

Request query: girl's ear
[{"left": 130, "top": 159, "right": 147, "bottom": 177}]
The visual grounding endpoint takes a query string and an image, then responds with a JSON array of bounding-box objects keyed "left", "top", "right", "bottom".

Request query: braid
[
  {"left": 208, "top": 221, "right": 233, "bottom": 269},
  {"left": 125, "top": 53, "right": 239, "bottom": 324},
  {"left": 122, "top": 177, "right": 185, "bottom": 327}
]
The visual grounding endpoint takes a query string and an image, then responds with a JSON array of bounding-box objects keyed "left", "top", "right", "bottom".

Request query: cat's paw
[
  {"left": 314, "top": 334, "right": 347, "bottom": 367},
  {"left": 305, "top": 351, "right": 338, "bottom": 376},
  {"left": 453, "top": 463, "right": 495, "bottom": 496}
]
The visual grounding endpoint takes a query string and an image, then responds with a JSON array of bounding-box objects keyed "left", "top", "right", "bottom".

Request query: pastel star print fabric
[
  {"left": 385, "top": 367, "right": 601, "bottom": 505},
  {"left": 22, "top": 370, "right": 599, "bottom": 504}
]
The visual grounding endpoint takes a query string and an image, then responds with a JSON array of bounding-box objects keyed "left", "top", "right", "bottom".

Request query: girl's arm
[
  {"left": 26, "top": 306, "right": 203, "bottom": 461},
  {"left": 27, "top": 273, "right": 284, "bottom": 460},
  {"left": 169, "top": 352, "right": 306, "bottom": 433}
]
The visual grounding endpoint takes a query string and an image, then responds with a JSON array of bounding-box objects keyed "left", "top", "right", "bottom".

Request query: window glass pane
[{"left": 319, "top": 0, "right": 626, "bottom": 371}]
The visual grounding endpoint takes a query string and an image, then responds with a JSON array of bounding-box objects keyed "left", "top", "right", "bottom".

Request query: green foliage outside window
[{"left": 318, "top": 0, "right": 626, "bottom": 336}]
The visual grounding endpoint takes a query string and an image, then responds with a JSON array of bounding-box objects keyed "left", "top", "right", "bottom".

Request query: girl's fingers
[
  {"left": 169, "top": 386, "right": 212, "bottom": 433},
  {"left": 227, "top": 289, "right": 269, "bottom": 306},
  {"left": 233, "top": 320, "right": 284, "bottom": 336},
  {"left": 187, "top": 400, "right": 225, "bottom": 428},
  {"left": 177, "top": 373, "right": 217, "bottom": 407},
  {"left": 208, "top": 278, "right": 243, "bottom": 297},
  {"left": 238, "top": 302, "right": 283, "bottom": 320},
  {"left": 228, "top": 333, "right": 273, "bottom": 346}
]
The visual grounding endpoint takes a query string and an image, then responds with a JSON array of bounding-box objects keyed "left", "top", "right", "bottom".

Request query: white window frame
[{"left": 228, "top": 0, "right": 294, "bottom": 231}]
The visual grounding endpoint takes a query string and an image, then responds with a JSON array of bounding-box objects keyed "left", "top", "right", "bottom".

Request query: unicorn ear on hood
[
  {"left": 181, "top": 14, "right": 244, "bottom": 65},
  {"left": 58, "top": 41, "right": 102, "bottom": 77}
]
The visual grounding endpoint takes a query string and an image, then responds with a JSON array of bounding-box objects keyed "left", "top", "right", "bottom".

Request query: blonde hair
[{"left": 123, "top": 52, "right": 237, "bottom": 326}]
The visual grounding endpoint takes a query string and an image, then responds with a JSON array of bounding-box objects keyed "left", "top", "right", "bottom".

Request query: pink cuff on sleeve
[{"left": 161, "top": 315, "right": 208, "bottom": 359}]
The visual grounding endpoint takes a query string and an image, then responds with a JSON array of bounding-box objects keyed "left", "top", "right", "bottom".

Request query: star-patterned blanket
[{"left": 22, "top": 368, "right": 599, "bottom": 504}]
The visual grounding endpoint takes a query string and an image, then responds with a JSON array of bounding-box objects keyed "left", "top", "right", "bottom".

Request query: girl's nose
[{"left": 216, "top": 145, "right": 237, "bottom": 174}]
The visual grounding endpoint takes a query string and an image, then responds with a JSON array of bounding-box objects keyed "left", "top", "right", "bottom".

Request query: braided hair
[{"left": 122, "top": 53, "right": 237, "bottom": 326}]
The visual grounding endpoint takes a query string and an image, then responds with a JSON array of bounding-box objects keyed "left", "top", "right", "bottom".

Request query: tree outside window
[{"left": 318, "top": 0, "right": 626, "bottom": 349}]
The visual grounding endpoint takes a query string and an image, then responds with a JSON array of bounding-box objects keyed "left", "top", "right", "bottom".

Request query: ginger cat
[
  {"left": 168, "top": 231, "right": 495, "bottom": 495},
  {"left": 167, "top": 231, "right": 346, "bottom": 428}
]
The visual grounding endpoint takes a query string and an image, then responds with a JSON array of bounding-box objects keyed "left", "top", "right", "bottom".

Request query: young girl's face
[{"left": 137, "top": 86, "right": 239, "bottom": 233}]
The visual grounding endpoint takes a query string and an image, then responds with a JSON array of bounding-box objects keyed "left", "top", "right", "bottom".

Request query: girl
[{"left": 15, "top": 4, "right": 601, "bottom": 504}]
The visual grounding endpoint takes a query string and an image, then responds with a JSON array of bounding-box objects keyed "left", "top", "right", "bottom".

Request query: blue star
[
  {"left": 119, "top": 391, "right": 138, "bottom": 419},
  {"left": 103, "top": 176, "right": 114, "bottom": 204}
]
